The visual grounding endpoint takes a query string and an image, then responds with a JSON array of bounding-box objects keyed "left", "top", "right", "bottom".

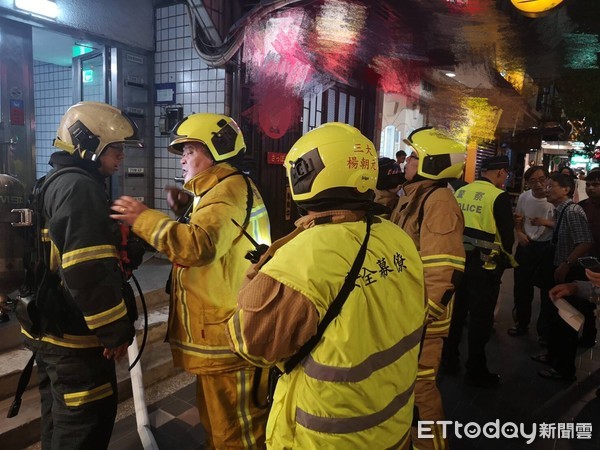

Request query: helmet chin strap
[
  {"left": 76, "top": 148, "right": 98, "bottom": 161},
  {"left": 52, "top": 139, "right": 98, "bottom": 161},
  {"left": 52, "top": 138, "right": 75, "bottom": 154}
]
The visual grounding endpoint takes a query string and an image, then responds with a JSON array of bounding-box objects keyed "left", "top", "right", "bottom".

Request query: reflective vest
[
  {"left": 455, "top": 180, "right": 511, "bottom": 269},
  {"left": 261, "top": 217, "right": 426, "bottom": 449}
]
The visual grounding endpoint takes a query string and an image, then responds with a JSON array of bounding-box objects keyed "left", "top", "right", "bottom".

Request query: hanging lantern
[{"left": 511, "top": 0, "right": 564, "bottom": 18}]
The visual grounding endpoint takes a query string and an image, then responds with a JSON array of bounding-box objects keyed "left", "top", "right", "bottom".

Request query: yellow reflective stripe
[
  {"left": 422, "top": 254, "right": 465, "bottom": 263},
  {"left": 422, "top": 254, "right": 465, "bottom": 271},
  {"left": 22, "top": 328, "right": 101, "bottom": 348},
  {"left": 428, "top": 316, "right": 452, "bottom": 329},
  {"left": 41, "top": 228, "right": 50, "bottom": 242},
  {"left": 236, "top": 369, "right": 258, "bottom": 449},
  {"left": 428, "top": 325, "right": 450, "bottom": 334},
  {"left": 417, "top": 373, "right": 436, "bottom": 381},
  {"left": 84, "top": 300, "right": 128, "bottom": 330},
  {"left": 250, "top": 205, "right": 268, "bottom": 219},
  {"left": 170, "top": 339, "right": 238, "bottom": 359},
  {"left": 427, "top": 325, "right": 451, "bottom": 335},
  {"left": 423, "top": 261, "right": 465, "bottom": 271},
  {"left": 62, "top": 244, "right": 117, "bottom": 268},
  {"left": 433, "top": 422, "right": 449, "bottom": 450},
  {"left": 63, "top": 383, "right": 113, "bottom": 407},
  {"left": 228, "top": 311, "right": 272, "bottom": 367},
  {"left": 49, "top": 241, "right": 61, "bottom": 272},
  {"left": 173, "top": 267, "right": 193, "bottom": 342},
  {"left": 427, "top": 299, "right": 445, "bottom": 320},
  {"left": 249, "top": 205, "right": 270, "bottom": 245},
  {"left": 425, "top": 328, "right": 450, "bottom": 338},
  {"left": 151, "top": 216, "right": 172, "bottom": 249},
  {"left": 417, "top": 368, "right": 436, "bottom": 380}
]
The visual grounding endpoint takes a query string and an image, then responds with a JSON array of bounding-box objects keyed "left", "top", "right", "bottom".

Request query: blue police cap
[{"left": 481, "top": 155, "right": 509, "bottom": 171}]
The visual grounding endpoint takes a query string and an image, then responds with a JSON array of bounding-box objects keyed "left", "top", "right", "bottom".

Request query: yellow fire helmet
[
  {"left": 53, "top": 101, "right": 143, "bottom": 159},
  {"left": 168, "top": 113, "right": 245, "bottom": 161},
  {"left": 403, "top": 127, "right": 466, "bottom": 180},
  {"left": 284, "top": 122, "right": 378, "bottom": 204}
]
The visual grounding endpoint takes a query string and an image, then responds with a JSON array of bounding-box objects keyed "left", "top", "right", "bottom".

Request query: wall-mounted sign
[
  {"left": 126, "top": 53, "right": 145, "bottom": 65},
  {"left": 10, "top": 99, "right": 25, "bottom": 126},
  {"left": 127, "top": 167, "right": 145, "bottom": 177},
  {"left": 267, "top": 152, "right": 287, "bottom": 165},
  {"left": 82, "top": 69, "right": 94, "bottom": 83},
  {"left": 126, "top": 106, "right": 145, "bottom": 118},
  {"left": 156, "top": 83, "right": 176, "bottom": 105},
  {"left": 72, "top": 44, "right": 94, "bottom": 58}
]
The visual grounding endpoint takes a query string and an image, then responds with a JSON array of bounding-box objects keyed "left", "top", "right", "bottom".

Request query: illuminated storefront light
[{"left": 15, "top": 0, "right": 59, "bottom": 19}]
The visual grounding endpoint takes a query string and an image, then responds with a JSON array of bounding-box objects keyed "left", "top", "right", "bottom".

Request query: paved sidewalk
[
  {"left": 106, "top": 269, "right": 599, "bottom": 450},
  {"left": 439, "top": 269, "right": 600, "bottom": 450},
  {"left": 108, "top": 373, "right": 204, "bottom": 450},
  {"left": 27, "top": 269, "right": 600, "bottom": 450}
]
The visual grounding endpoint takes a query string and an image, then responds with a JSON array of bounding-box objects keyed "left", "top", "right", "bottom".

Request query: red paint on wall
[{"left": 371, "top": 55, "right": 423, "bottom": 97}]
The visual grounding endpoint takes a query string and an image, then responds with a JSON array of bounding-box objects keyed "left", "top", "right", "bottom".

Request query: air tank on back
[{"left": 0, "top": 173, "right": 26, "bottom": 295}]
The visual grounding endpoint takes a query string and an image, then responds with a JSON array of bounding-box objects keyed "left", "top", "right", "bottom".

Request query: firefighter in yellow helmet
[
  {"left": 227, "top": 122, "right": 426, "bottom": 449},
  {"left": 390, "top": 126, "right": 466, "bottom": 450},
  {"left": 22, "top": 102, "right": 142, "bottom": 449},
  {"left": 111, "top": 113, "right": 271, "bottom": 449}
]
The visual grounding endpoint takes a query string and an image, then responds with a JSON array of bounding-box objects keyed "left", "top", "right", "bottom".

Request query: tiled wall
[
  {"left": 153, "top": 3, "right": 226, "bottom": 213},
  {"left": 31, "top": 4, "right": 227, "bottom": 213},
  {"left": 33, "top": 60, "right": 73, "bottom": 179}
]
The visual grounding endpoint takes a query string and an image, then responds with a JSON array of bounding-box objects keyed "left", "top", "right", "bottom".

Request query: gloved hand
[{"left": 165, "top": 185, "right": 192, "bottom": 216}]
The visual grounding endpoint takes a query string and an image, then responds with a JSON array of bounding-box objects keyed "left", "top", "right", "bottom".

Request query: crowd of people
[{"left": 16, "top": 101, "right": 600, "bottom": 449}]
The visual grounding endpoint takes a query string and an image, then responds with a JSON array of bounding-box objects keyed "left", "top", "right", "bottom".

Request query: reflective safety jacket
[
  {"left": 133, "top": 162, "right": 271, "bottom": 374},
  {"left": 229, "top": 215, "right": 426, "bottom": 449},
  {"left": 23, "top": 152, "right": 134, "bottom": 353},
  {"left": 455, "top": 180, "right": 515, "bottom": 270},
  {"left": 391, "top": 180, "right": 465, "bottom": 337}
]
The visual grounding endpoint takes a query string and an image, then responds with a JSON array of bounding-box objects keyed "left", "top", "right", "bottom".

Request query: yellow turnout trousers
[{"left": 196, "top": 367, "right": 268, "bottom": 449}]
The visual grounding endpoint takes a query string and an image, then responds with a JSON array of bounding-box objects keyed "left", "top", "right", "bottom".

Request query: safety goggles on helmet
[
  {"left": 53, "top": 102, "right": 143, "bottom": 159},
  {"left": 168, "top": 113, "right": 245, "bottom": 162},
  {"left": 404, "top": 127, "right": 466, "bottom": 180},
  {"left": 284, "top": 122, "right": 378, "bottom": 204}
]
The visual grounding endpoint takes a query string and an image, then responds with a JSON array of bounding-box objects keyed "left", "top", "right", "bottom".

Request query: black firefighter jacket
[{"left": 23, "top": 151, "right": 134, "bottom": 354}]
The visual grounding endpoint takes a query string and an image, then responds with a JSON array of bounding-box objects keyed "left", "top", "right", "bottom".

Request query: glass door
[{"left": 72, "top": 48, "right": 109, "bottom": 103}]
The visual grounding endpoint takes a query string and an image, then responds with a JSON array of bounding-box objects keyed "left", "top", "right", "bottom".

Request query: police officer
[
  {"left": 442, "top": 155, "right": 516, "bottom": 387},
  {"left": 24, "top": 102, "right": 142, "bottom": 449},
  {"left": 111, "top": 113, "right": 271, "bottom": 449},
  {"left": 391, "top": 127, "right": 466, "bottom": 450},
  {"left": 227, "top": 123, "right": 426, "bottom": 449}
]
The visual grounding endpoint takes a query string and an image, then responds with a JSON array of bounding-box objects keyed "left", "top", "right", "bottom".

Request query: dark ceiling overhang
[{"left": 183, "top": 0, "right": 599, "bottom": 139}]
